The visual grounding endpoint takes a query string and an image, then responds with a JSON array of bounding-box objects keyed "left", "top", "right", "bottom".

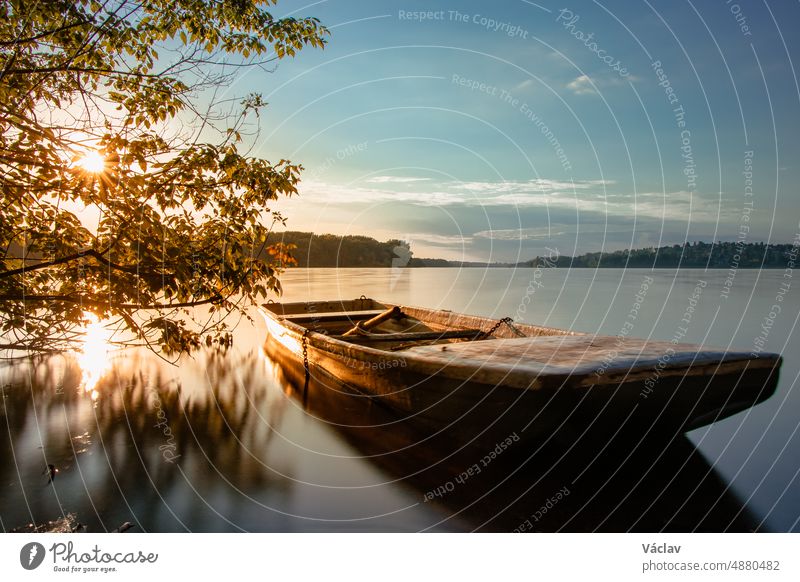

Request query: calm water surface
[{"left": 1, "top": 268, "right": 798, "bottom": 532}]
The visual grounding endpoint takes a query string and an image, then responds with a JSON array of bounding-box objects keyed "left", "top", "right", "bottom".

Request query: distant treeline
[
  {"left": 523, "top": 241, "right": 797, "bottom": 269},
  {"left": 272, "top": 231, "right": 411, "bottom": 267},
  {"left": 271, "top": 234, "right": 797, "bottom": 269},
  {"left": 412, "top": 241, "right": 799, "bottom": 268}
]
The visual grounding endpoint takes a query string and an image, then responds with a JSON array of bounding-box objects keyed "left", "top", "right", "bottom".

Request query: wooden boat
[{"left": 260, "top": 297, "right": 781, "bottom": 440}]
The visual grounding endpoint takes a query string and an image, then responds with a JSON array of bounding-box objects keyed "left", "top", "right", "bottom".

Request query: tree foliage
[
  {"left": 0, "top": 0, "right": 327, "bottom": 355},
  {"left": 275, "top": 232, "right": 412, "bottom": 268}
]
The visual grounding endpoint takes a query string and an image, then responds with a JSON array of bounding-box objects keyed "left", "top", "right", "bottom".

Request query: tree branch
[
  {"left": 0, "top": 247, "right": 172, "bottom": 280},
  {"left": 0, "top": 292, "right": 224, "bottom": 310},
  {"left": 0, "top": 19, "right": 91, "bottom": 48}
]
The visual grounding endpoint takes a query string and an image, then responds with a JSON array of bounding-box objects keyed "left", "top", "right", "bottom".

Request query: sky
[{"left": 224, "top": 0, "right": 799, "bottom": 262}]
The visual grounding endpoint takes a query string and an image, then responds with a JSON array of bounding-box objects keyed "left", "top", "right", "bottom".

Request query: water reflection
[
  {"left": 280, "top": 362, "right": 760, "bottom": 532},
  {"left": 77, "top": 314, "right": 112, "bottom": 398},
  {"left": 0, "top": 348, "right": 452, "bottom": 532}
]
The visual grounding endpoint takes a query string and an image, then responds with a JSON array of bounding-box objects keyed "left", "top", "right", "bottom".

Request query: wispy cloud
[
  {"left": 298, "top": 179, "right": 729, "bottom": 222},
  {"left": 474, "top": 227, "right": 565, "bottom": 241},
  {"left": 514, "top": 79, "right": 535, "bottom": 92},
  {"left": 567, "top": 75, "right": 596, "bottom": 95},
  {"left": 363, "top": 176, "right": 431, "bottom": 184},
  {"left": 299, "top": 180, "right": 464, "bottom": 206},
  {"left": 459, "top": 178, "right": 614, "bottom": 192},
  {"left": 405, "top": 233, "right": 473, "bottom": 246},
  {"left": 566, "top": 73, "right": 639, "bottom": 96}
]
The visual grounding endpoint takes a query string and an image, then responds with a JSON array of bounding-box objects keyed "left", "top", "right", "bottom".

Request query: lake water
[{"left": 1, "top": 268, "right": 798, "bottom": 532}]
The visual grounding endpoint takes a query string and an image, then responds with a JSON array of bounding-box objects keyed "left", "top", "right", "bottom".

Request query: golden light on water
[
  {"left": 76, "top": 150, "right": 106, "bottom": 174},
  {"left": 78, "top": 313, "right": 112, "bottom": 398}
]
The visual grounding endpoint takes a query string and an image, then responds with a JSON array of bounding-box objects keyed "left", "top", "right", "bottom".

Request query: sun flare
[{"left": 77, "top": 150, "right": 106, "bottom": 174}]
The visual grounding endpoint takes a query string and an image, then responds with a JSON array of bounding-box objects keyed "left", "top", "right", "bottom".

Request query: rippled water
[{"left": 1, "top": 268, "right": 797, "bottom": 532}]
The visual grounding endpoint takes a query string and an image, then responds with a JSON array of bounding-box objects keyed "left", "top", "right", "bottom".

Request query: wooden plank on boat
[
  {"left": 402, "top": 335, "right": 779, "bottom": 385},
  {"left": 280, "top": 310, "right": 387, "bottom": 324},
  {"left": 332, "top": 329, "right": 483, "bottom": 343},
  {"left": 342, "top": 305, "right": 404, "bottom": 336},
  {"left": 399, "top": 305, "right": 576, "bottom": 339},
  {"left": 265, "top": 299, "right": 387, "bottom": 316}
]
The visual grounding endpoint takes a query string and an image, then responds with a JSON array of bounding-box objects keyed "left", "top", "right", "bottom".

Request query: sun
[{"left": 77, "top": 150, "right": 106, "bottom": 174}]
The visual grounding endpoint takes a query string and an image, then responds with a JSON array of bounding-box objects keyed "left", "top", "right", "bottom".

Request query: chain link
[
  {"left": 302, "top": 328, "right": 310, "bottom": 378},
  {"left": 481, "top": 316, "right": 525, "bottom": 338}
]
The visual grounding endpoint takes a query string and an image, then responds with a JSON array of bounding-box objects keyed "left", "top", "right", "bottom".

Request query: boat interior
[{"left": 262, "top": 297, "right": 568, "bottom": 351}]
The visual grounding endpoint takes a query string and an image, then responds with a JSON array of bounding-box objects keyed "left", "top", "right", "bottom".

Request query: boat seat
[{"left": 280, "top": 310, "right": 389, "bottom": 324}]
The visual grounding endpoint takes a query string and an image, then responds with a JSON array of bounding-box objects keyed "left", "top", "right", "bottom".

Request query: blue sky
[{"left": 229, "top": 0, "right": 799, "bottom": 261}]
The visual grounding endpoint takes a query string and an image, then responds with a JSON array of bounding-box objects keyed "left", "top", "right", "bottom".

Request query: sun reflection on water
[{"left": 78, "top": 313, "right": 112, "bottom": 398}]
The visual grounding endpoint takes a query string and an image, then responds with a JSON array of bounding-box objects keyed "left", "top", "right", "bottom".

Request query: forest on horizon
[{"left": 273, "top": 233, "right": 798, "bottom": 269}]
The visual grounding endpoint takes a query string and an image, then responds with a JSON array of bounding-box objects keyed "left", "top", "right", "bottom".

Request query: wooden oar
[{"left": 342, "top": 305, "right": 402, "bottom": 336}]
